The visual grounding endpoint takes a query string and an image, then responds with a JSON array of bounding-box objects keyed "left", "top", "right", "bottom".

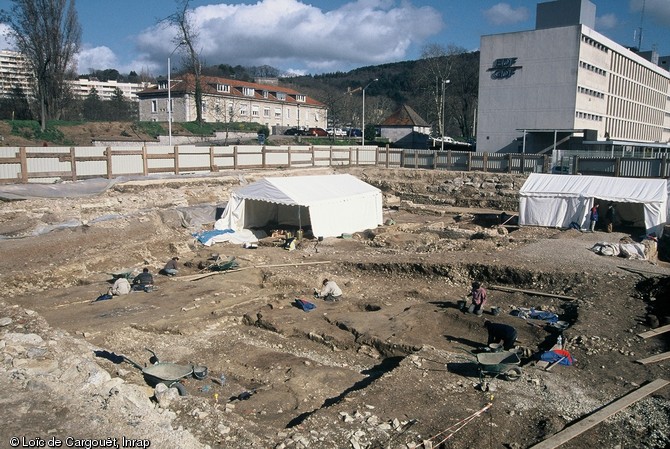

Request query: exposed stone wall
[{"left": 345, "top": 167, "right": 528, "bottom": 211}]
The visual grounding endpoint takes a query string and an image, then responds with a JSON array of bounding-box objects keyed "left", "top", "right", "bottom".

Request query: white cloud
[
  {"left": 132, "top": 0, "right": 443, "bottom": 74},
  {"left": 596, "top": 13, "right": 618, "bottom": 30},
  {"left": 629, "top": 0, "right": 670, "bottom": 27},
  {"left": 75, "top": 46, "right": 119, "bottom": 73},
  {"left": 483, "top": 3, "right": 530, "bottom": 26}
]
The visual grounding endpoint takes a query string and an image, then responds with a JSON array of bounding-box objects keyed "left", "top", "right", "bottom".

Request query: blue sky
[{"left": 0, "top": 0, "right": 669, "bottom": 76}]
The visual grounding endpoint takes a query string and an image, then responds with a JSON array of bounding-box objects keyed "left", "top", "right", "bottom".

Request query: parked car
[
  {"left": 326, "top": 127, "right": 346, "bottom": 137},
  {"left": 283, "top": 127, "right": 306, "bottom": 136},
  {"left": 552, "top": 165, "right": 570, "bottom": 174},
  {"left": 346, "top": 128, "right": 362, "bottom": 137},
  {"left": 307, "top": 127, "right": 328, "bottom": 136}
]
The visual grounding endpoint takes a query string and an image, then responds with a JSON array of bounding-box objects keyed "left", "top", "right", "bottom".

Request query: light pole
[
  {"left": 167, "top": 41, "right": 185, "bottom": 147},
  {"left": 361, "top": 78, "right": 378, "bottom": 145},
  {"left": 440, "top": 79, "right": 451, "bottom": 151}
]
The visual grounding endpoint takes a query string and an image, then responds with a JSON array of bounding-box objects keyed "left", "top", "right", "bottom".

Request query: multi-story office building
[
  {"left": 477, "top": 0, "right": 670, "bottom": 154},
  {"left": 137, "top": 74, "right": 328, "bottom": 131}
]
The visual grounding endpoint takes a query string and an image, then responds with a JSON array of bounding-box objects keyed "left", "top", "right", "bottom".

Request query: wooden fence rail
[{"left": 0, "top": 144, "right": 667, "bottom": 184}]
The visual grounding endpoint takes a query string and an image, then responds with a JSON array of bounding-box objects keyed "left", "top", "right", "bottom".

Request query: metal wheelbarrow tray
[
  {"left": 476, "top": 350, "right": 522, "bottom": 381},
  {"left": 122, "top": 349, "right": 194, "bottom": 393}
]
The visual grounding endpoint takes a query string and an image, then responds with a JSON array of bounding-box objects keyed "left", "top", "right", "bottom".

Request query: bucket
[
  {"left": 491, "top": 306, "right": 501, "bottom": 316},
  {"left": 296, "top": 229, "right": 304, "bottom": 240}
]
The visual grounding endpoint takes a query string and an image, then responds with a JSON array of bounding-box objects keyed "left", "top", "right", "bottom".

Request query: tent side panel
[
  {"left": 309, "top": 192, "right": 383, "bottom": 238},
  {"left": 519, "top": 196, "right": 587, "bottom": 229}
]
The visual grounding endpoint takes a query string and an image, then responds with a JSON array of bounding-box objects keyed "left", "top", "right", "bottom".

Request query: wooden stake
[
  {"left": 489, "top": 285, "right": 577, "bottom": 301},
  {"left": 528, "top": 379, "right": 669, "bottom": 449},
  {"left": 174, "top": 260, "right": 333, "bottom": 282}
]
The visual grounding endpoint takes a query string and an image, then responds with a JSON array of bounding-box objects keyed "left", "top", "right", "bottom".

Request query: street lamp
[
  {"left": 361, "top": 78, "right": 378, "bottom": 145},
  {"left": 168, "top": 41, "right": 185, "bottom": 146},
  {"left": 440, "top": 79, "right": 451, "bottom": 151}
]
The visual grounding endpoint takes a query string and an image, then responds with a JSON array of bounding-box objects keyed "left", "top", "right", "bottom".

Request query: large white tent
[
  {"left": 519, "top": 173, "right": 669, "bottom": 236},
  {"left": 216, "top": 174, "right": 383, "bottom": 238}
]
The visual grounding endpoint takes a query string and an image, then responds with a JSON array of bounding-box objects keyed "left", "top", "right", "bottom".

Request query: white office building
[{"left": 477, "top": 0, "right": 670, "bottom": 154}]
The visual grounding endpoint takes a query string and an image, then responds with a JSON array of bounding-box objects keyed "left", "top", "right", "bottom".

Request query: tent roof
[
  {"left": 520, "top": 173, "right": 668, "bottom": 203},
  {"left": 232, "top": 174, "right": 381, "bottom": 206}
]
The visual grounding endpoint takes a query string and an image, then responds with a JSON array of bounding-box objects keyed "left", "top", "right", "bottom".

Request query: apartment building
[
  {"left": 477, "top": 0, "right": 670, "bottom": 154},
  {"left": 137, "top": 74, "right": 328, "bottom": 131},
  {"left": 0, "top": 50, "right": 32, "bottom": 96},
  {"left": 68, "top": 78, "right": 151, "bottom": 101},
  {"left": 0, "top": 50, "right": 149, "bottom": 102}
]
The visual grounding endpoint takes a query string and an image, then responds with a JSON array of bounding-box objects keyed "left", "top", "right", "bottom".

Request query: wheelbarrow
[
  {"left": 121, "top": 348, "right": 198, "bottom": 395},
  {"left": 476, "top": 350, "right": 522, "bottom": 382}
]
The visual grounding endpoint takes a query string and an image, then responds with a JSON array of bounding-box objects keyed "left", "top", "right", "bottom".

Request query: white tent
[
  {"left": 519, "top": 173, "right": 669, "bottom": 236},
  {"left": 216, "top": 174, "right": 383, "bottom": 238}
]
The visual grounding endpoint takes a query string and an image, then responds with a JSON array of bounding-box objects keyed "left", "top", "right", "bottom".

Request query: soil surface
[{"left": 0, "top": 166, "right": 669, "bottom": 449}]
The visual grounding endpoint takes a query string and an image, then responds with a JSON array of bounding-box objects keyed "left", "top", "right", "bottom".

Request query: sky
[{"left": 0, "top": 0, "right": 669, "bottom": 77}]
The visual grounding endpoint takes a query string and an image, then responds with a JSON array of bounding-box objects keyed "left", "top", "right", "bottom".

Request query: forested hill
[{"left": 282, "top": 51, "right": 480, "bottom": 140}]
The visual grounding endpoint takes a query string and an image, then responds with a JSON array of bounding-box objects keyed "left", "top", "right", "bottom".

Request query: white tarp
[
  {"left": 215, "top": 174, "right": 383, "bottom": 238},
  {"left": 519, "top": 173, "right": 668, "bottom": 236}
]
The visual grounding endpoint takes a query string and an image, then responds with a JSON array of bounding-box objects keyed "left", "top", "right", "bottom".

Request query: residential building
[
  {"left": 379, "top": 104, "right": 431, "bottom": 149},
  {"left": 68, "top": 78, "right": 151, "bottom": 101},
  {"left": 137, "top": 74, "right": 327, "bottom": 132},
  {"left": 0, "top": 50, "right": 32, "bottom": 97},
  {"left": 0, "top": 50, "right": 148, "bottom": 101},
  {"left": 477, "top": 0, "right": 670, "bottom": 154}
]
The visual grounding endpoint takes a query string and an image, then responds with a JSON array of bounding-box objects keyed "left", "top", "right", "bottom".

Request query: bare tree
[
  {"left": 1, "top": 0, "right": 81, "bottom": 130},
  {"left": 418, "top": 44, "right": 458, "bottom": 138},
  {"left": 165, "top": 0, "right": 204, "bottom": 124}
]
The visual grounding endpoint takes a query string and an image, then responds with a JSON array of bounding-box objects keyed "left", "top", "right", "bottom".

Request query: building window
[
  {"left": 277, "top": 92, "right": 286, "bottom": 101},
  {"left": 262, "top": 90, "right": 269, "bottom": 99},
  {"left": 151, "top": 100, "right": 157, "bottom": 113},
  {"left": 296, "top": 94, "right": 306, "bottom": 102},
  {"left": 263, "top": 107, "right": 270, "bottom": 117},
  {"left": 217, "top": 83, "right": 230, "bottom": 93},
  {"left": 274, "top": 108, "right": 281, "bottom": 118},
  {"left": 201, "top": 100, "right": 207, "bottom": 114},
  {"left": 240, "top": 104, "right": 248, "bottom": 116},
  {"left": 252, "top": 105, "right": 259, "bottom": 117},
  {"left": 243, "top": 87, "right": 255, "bottom": 97}
]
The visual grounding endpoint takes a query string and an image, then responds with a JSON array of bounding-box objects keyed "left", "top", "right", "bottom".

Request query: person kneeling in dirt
[
  {"left": 466, "top": 281, "right": 487, "bottom": 315},
  {"left": 484, "top": 320, "right": 517, "bottom": 350},
  {"left": 315, "top": 279, "right": 342, "bottom": 302},
  {"left": 108, "top": 277, "right": 131, "bottom": 296},
  {"left": 160, "top": 256, "right": 179, "bottom": 276},
  {"left": 132, "top": 267, "right": 154, "bottom": 291}
]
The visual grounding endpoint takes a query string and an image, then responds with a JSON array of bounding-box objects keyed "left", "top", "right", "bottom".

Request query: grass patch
[
  {"left": 10, "top": 120, "right": 72, "bottom": 145},
  {"left": 132, "top": 121, "right": 165, "bottom": 139}
]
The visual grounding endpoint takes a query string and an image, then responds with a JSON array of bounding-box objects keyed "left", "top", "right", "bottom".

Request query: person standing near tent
[
  {"left": 466, "top": 281, "right": 487, "bottom": 316},
  {"left": 606, "top": 204, "right": 616, "bottom": 233},
  {"left": 589, "top": 203, "right": 599, "bottom": 232},
  {"left": 315, "top": 279, "right": 343, "bottom": 302}
]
